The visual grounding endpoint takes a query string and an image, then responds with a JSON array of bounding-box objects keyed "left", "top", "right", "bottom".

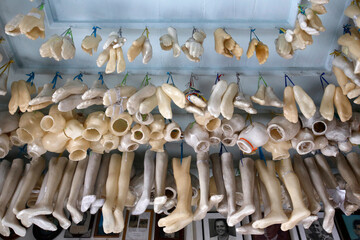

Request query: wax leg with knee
[
  {"left": 228, "top": 157, "right": 256, "bottom": 226},
  {"left": 154, "top": 151, "right": 169, "bottom": 213},
  {"left": 0, "top": 160, "right": 11, "bottom": 193},
  {"left": 0, "top": 159, "right": 24, "bottom": 220},
  {"left": 53, "top": 160, "right": 77, "bottom": 229},
  {"left": 314, "top": 153, "right": 338, "bottom": 189},
  {"left": 276, "top": 158, "right": 310, "bottom": 231},
  {"left": 236, "top": 176, "right": 264, "bottom": 235},
  {"left": 2, "top": 165, "right": 29, "bottom": 237},
  {"left": 252, "top": 160, "right": 288, "bottom": 229},
  {"left": 66, "top": 156, "right": 88, "bottom": 224},
  {"left": 221, "top": 152, "right": 237, "bottom": 224},
  {"left": 293, "top": 154, "right": 321, "bottom": 214},
  {"left": 131, "top": 150, "right": 155, "bottom": 215},
  {"left": 346, "top": 152, "right": 360, "bottom": 180},
  {"left": 13, "top": 157, "right": 45, "bottom": 215},
  {"left": 335, "top": 153, "right": 360, "bottom": 200},
  {"left": 102, "top": 154, "right": 121, "bottom": 234},
  {"left": 114, "top": 152, "right": 135, "bottom": 233},
  {"left": 304, "top": 157, "right": 335, "bottom": 233},
  {"left": 81, "top": 152, "right": 102, "bottom": 212},
  {"left": 210, "top": 153, "right": 228, "bottom": 216},
  {"left": 193, "top": 152, "right": 223, "bottom": 221},
  {"left": 158, "top": 156, "right": 193, "bottom": 233},
  {"left": 91, "top": 153, "right": 110, "bottom": 214}
]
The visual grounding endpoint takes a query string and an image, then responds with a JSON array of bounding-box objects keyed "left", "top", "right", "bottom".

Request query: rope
[
  {"left": 284, "top": 74, "right": 295, "bottom": 87},
  {"left": 121, "top": 72, "right": 129, "bottom": 86},
  {"left": 320, "top": 72, "right": 330, "bottom": 90},
  {"left": 51, "top": 72, "right": 62, "bottom": 89},
  {"left": 26, "top": 72, "right": 35, "bottom": 86},
  {"left": 92, "top": 26, "right": 101, "bottom": 37},
  {"left": 73, "top": 73, "right": 83, "bottom": 81},
  {"left": 258, "top": 74, "right": 267, "bottom": 87},
  {"left": 166, "top": 72, "right": 175, "bottom": 86},
  {"left": 98, "top": 72, "right": 104, "bottom": 85}
]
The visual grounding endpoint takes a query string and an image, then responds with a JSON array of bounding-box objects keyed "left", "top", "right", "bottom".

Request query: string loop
[
  {"left": 343, "top": 24, "right": 351, "bottom": 35},
  {"left": 258, "top": 146, "right": 266, "bottom": 165},
  {"left": 320, "top": 72, "right": 329, "bottom": 90},
  {"left": 51, "top": 72, "right": 62, "bottom": 89},
  {"left": 250, "top": 28, "right": 261, "bottom": 42},
  {"left": 215, "top": 73, "right": 223, "bottom": 84},
  {"left": 258, "top": 74, "right": 267, "bottom": 87},
  {"left": 141, "top": 73, "right": 151, "bottom": 87},
  {"left": 92, "top": 26, "right": 101, "bottom": 37},
  {"left": 166, "top": 72, "right": 175, "bottom": 86},
  {"left": 121, "top": 72, "right": 129, "bottom": 86},
  {"left": 73, "top": 73, "right": 83, "bottom": 82},
  {"left": 26, "top": 72, "right": 35, "bottom": 86},
  {"left": 98, "top": 72, "right": 104, "bottom": 85},
  {"left": 284, "top": 74, "right": 295, "bottom": 87}
]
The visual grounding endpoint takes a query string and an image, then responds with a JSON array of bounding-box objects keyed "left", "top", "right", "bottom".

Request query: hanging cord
[
  {"left": 51, "top": 72, "right": 62, "bottom": 89},
  {"left": 258, "top": 74, "right": 267, "bottom": 88},
  {"left": 258, "top": 146, "right": 267, "bottom": 165},
  {"left": 73, "top": 73, "right": 83, "bottom": 81},
  {"left": 239, "top": 150, "right": 244, "bottom": 167},
  {"left": 121, "top": 72, "right": 129, "bottom": 86},
  {"left": 17, "top": 144, "right": 28, "bottom": 158},
  {"left": 188, "top": 73, "right": 198, "bottom": 88},
  {"left": 246, "top": 113, "right": 253, "bottom": 124},
  {"left": 37, "top": 1, "right": 45, "bottom": 10},
  {"left": 98, "top": 72, "right": 104, "bottom": 85},
  {"left": 298, "top": 5, "right": 306, "bottom": 15},
  {"left": 61, "top": 28, "right": 74, "bottom": 44},
  {"left": 218, "top": 142, "right": 229, "bottom": 156},
  {"left": 330, "top": 50, "right": 341, "bottom": 57},
  {"left": 0, "top": 60, "right": 14, "bottom": 76},
  {"left": 166, "top": 72, "right": 175, "bottom": 86},
  {"left": 343, "top": 24, "right": 351, "bottom": 35},
  {"left": 278, "top": 27, "right": 287, "bottom": 34},
  {"left": 320, "top": 72, "right": 330, "bottom": 90},
  {"left": 249, "top": 28, "right": 261, "bottom": 42},
  {"left": 141, "top": 73, "right": 151, "bottom": 87},
  {"left": 192, "top": 26, "right": 198, "bottom": 35},
  {"left": 92, "top": 26, "right": 101, "bottom": 37},
  {"left": 284, "top": 74, "right": 295, "bottom": 87},
  {"left": 26, "top": 72, "right": 35, "bottom": 86},
  {"left": 214, "top": 73, "right": 223, "bottom": 84},
  {"left": 142, "top": 27, "right": 150, "bottom": 38},
  {"left": 352, "top": 0, "right": 360, "bottom": 7},
  {"left": 118, "top": 27, "right": 123, "bottom": 37}
]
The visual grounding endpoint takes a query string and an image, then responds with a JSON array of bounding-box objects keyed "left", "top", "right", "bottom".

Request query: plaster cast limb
[
  {"left": 228, "top": 157, "right": 256, "bottom": 227},
  {"left": 220, "top": 152, "right": 237, "bottom": 222},
  {"left": 267, "top": 116, "right": 300, "bottom": 142},
  {"left": 300, "top": 215, "right": 319, "bottom": 229},
  {"left": 220, "top": 83, "right": 238, "bottom": 119},
  {"left": 114, "top": 152, "right": 135, "bottom": 233},
  {"left": 291, "top": 128, "right": 315, "bottom": 155},
  {"left": 81, "top": 152, "right": 102, "bottom": 212},
  {"left": 293, "top": 85, "right": 316, "bottom": 119},
  {"left": 193, "top": 152, "right": 223, "bottom": 221},
  {"left": 263, "top": 139, "right": 292, "bottom": 161},
  {"left": 158, "top": 156, "right": 193, "bottom": 233},
  {"left": 346, "top": 152, "right": 360, "bottom": 180},
  {"left": 13, "top": 157, "right": 45, "bottom": 215},
  {"left": 293, "top": 154, "right": 321, "bottom": 214},
  {"left": 0, "top": 158, "right": 24, "bottom": 219},
  {"left": 2, "top": 165, "right": 29, "bottom": 237},
  {"left": 252, "top": 160, "right": 288, "bottom": 229},
  {"left": 91, "top": 153, "right": 110, "bottom": 214},
  {"left": 102, "top": 154, "right": 121, "bottom": 234},
  {"left": 335, "top": 153, "right": 360, "bottom": 200},
  {"left": 334, "top": 87, "right": 352, "bottom": 122},
  {"left": 0, "top": 112, "right": 19, "bottom": 135},
  {"left": 236, "top": 176, "right": 264, "bottom": 235},
  {"left": 314, "top": 153, "right": 338, "bottom": 189},
  {"left": 17, "top": 156, "right": 67, "bottom": 223},
  {"left": 207, "top": 80, "right": 228, "bottom": 118},
  {"left": 237, "top": 122, "right": 269, "bottom": 154},
  {"left": 53, "top": 160, "right": 77, "bottom": 229},
  {"left": 156, "top": 86, "right": 172, "bottom": 119},
  {"left": 275, "top": 158, "right": 310, "bottom": 231},
  {"left": 161, "top": 83, "right": 186, "bottom": 109},
  {"left": 154, "top": 151, "right": 169, "bottom": 213},
  {"left": 66, "top": 156, "right": 88, "bottom": 224},
  {"left": 131, "top": 150, "right": 155, "bottom": 215},
  {"left": 0, "top": 160, "right": 11, "bottom": 193},
  {"left": 210, "top": 153, "right": 228, "bottom": 216},
  {"left": 221, "top": 114, "right": 245, "bottom": 137},
  {"left": 320, "top": 84, "right": 335, "bottom": 121},
  {"left": 193, "top": 110, "right": 221, "bottom": 132},
  {"left": 303, "top": 157, "right": 335, "bottom": 233},
  {"left": 127, "top": 84, "right": 157, "bottom": 115},
  {"left": 184, "top": 122, "right": 210, "bottom": 153}
]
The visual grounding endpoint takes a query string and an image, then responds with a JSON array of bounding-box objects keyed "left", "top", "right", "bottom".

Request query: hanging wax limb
[
  {"left": 193, "top": 152, "right": 223, "bottom": 221},
  {"left": 13, "top": 157, "right": 45, "bottom": 215},
  {"left": 228, "top": 157, "right": 256, "bottom": 226},
  {"left": 131, "top": 150, "right": 155, "bottom": 215},
  {"left": 335, "top": 153, "right": 360, "bottom": 200},
  {"left": 2, "top": 164, "right": 29, "bottom": 237},
  {"left": 210, "top": 153, "right": 228, "bottom": 216},
  {"left": 0, "top": 160, "right": 10, "bottom": 193},
  {"left": 66, "top": 156, "right": 88, "bottom": 224},
  {"left": 346, "top": 152, "right": 360, "bottom": 180},
  {"left": 236, "top": 175, "right": 264, "bottom": 235},
  {"left": 275, "top": 158, "right": 310, "bottom": 231},
  {"left": 252, "top": 160, "right": 288, "bottom": 229},
  {"left": 17, "top": 156, "right": 67, "bottom": 222},
  {"left": 52, "top": 160, "right": 77, "bottom": 229},
  {"left": 0, "top": 158, "right": 24, "bottom": 220},
  {"left": 293, "top": 154, "right": 321, "bottom": 214},
  {"left": 220, "top": 152, "right": 237, "bottom": 224},
  {"left": 154, "top": 151, "right": 169, "bottom": 213},
  {"left": 158, "top": 156, "right": 193, "bottom": 233},
  {"left": 91, "top": 153, "right": 110, "bottom": 214},
  {"left": 113, "top": 152, "right": 135, "bottom": 233},
  {"left": 102, "top": 154, "right": 121, "bottom": 234},
  {"left": 81, "top": 152, "right": 102, "bottom": 212},
  {"left": 303, "top": 157, "right": 335, "bottom": 233}
]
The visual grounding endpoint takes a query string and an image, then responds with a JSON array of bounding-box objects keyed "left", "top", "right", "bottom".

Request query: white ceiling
[{"left": 0, "top": 0, "right": 351, "bottom": 75}]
